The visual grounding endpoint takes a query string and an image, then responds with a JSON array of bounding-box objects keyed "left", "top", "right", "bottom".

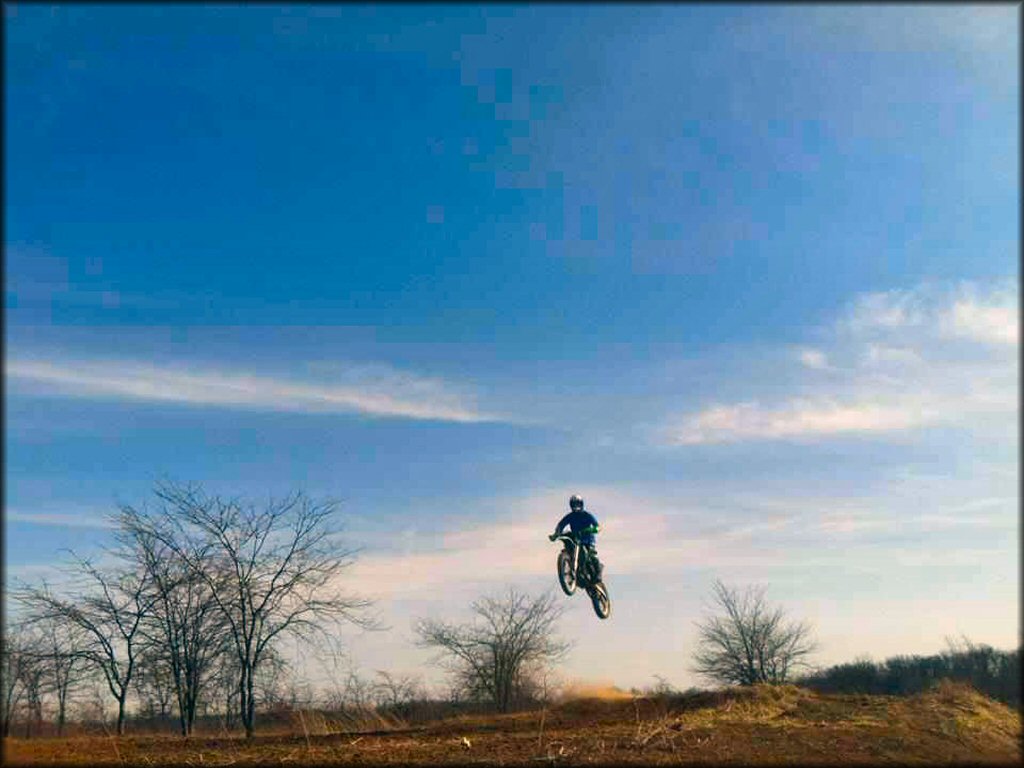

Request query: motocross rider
[{"left": 549, "top": 494, "right": 603, "bottom": 582}]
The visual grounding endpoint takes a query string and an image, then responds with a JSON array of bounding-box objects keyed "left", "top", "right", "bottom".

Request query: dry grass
[{"left": 5, "top": 683, "right": 1020, "bottom": 766}]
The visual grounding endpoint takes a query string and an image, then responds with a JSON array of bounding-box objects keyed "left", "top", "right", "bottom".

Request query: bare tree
[
  {"left": 132, "top": 645, "right": 176, "bottom": 722},
  {"left": 340, "top": 668, "right": 376, "bottom": 710},
  {"left": 24, "top": 609, "right": 90, "bottom": 737},
  {"left": 14, "top": 560, "right": 156, "bottom": 735},
  {"left": 147, "top": 482, "right": 376, "bottom": 738},
  {"left": 282, "top": 679, "right": 316, "bottom": 712},
  {"left": 692, "top": 580, "right": 816, "bottom": 687},
  {"left": 18, "top": 639, "right": 47, "bottom": 738},
  {"left": 208, "top": 650, "right": 242, "bottom": 732},
  {"left": 76, "top": 682, "right": 113, "bottom": 733},
  {"left": 116, "top": 504, "right": 228, "bottom": 736},
  {"left": 372, "top": 670, "right": 423, "bottom": 717},
  {"left": 252, "top": 645, "right": 291, "bottom": 710},
  {"left": 2, "top": 628, "right": 29, "bottom": 737},
  {"left": 414, "top": 589, "right": 570, "bottom": 713}
]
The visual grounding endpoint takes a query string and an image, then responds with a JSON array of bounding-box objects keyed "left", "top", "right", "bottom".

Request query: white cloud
[
  {"left": 673, "top": 398, "right": 937, "bottom": 445},
  {"left": 6, "top": 356, "right": 507, "bottom": 424},
  {"left": 4, "top": 563, "right": 73, "bottom": 583},
  {"left": 6, "top": 510, "right": 115, "bottom": 529},
  {"left": 942, "top": 294, "right": 1018, "bottom": 346},
  {"left": 340, "top": 479, "right": 1018, "bottom": 610},
  {"left": 10, "top": 480, "right": 1013, "bottom": 691},
  {"left": 862, "top": 344, "right": 923, "bottom": 367},
  {"left": 842, "top": 288, "right": 928, "bottom": 331},
  {"left": 668, "top": 281, "right": 1018, "bottom": 445},
  {"left": 344, "top": 488, "right": 694, "bottom": 601},
  {"left": 797, "top": 348, "right": 829, "bottom": 370}
]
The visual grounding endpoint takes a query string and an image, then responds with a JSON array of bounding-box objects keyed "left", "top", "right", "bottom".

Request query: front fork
[{"left": 564, "top": 540, "right": 581, "bottom": 580}]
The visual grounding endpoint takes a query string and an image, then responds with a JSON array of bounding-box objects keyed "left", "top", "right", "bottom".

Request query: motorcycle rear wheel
[{"left": 557, "top": 550, "right": 576, "bottom": 595}]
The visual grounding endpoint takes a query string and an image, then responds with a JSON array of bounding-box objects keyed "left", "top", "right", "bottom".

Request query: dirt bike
[{"left": 551, "top": 531, "right": 611, "bottom": 619}]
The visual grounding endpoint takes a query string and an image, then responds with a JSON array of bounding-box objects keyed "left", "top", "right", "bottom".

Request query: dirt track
[{"left": 5, "top": 683, "right": 1020, "bottom": 765}]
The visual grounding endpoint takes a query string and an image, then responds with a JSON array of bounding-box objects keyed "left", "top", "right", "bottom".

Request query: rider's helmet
[{"left": 569, "top": 494, "right": 584, "bottom": 511}]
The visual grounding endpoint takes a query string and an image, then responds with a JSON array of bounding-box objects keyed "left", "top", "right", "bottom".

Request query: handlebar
[{"left": 549, "top": 527, "right": 598, "bottom": 542}]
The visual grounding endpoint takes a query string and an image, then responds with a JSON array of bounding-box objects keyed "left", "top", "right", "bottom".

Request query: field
[{"left": 4, "top": 682, "right": 1020, "bottom": 766}]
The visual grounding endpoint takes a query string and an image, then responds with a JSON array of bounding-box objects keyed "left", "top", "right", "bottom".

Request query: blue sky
[{"left": 5, "top": 4, "right": 1019, "bottom": 692}]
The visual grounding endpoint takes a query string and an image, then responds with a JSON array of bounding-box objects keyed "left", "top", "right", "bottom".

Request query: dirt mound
[
  {"left": 898, "top": 679, "right": 1021, "bottom": 753},
  {"left": 552, "top": 682, "right": 817, "bottom": 723},
  {"left": 6, "top": 682, "right": 1020, "bottom": 765}
]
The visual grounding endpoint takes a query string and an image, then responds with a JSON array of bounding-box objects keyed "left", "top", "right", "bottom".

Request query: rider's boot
[{"left": 587, "top": 547, "right": 604, "bottom": 582}]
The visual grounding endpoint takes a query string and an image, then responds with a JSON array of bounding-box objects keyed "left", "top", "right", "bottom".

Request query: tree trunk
[
  {"left": 239, "top": 668, "right": 254, "bottom": 739},
  {"left": 244, "top": 680, "right": 256, "bottom": 739},
  {"left": 185, "top": 685, "right": 197, "bottom": 737},
  {"left": 57, "top": 691, "right": 67, "bottom": 737},
  {"left": 117, "top": 695, "right": 127, "bottom": 736}
]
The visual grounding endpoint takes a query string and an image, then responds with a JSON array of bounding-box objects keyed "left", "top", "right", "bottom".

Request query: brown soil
[{"left": 4, "top": 681, "right": 1020, "bottom": 766}]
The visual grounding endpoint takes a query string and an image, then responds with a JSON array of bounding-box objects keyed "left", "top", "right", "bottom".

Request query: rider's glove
[{"left": 548, "top": 533, "right": 557, "bottom": 541}]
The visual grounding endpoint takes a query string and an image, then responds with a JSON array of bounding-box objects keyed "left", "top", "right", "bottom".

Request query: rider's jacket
[{"left": 553, "top": 509, "right": 600, "bottom": 547}]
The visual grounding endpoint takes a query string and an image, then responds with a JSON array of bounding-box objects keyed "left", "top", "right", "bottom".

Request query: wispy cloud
[
  {"left": 6, "top": 510, "right": 116, "bottom": 529},
  {"left": 668, "top": 281, "right": 1018, "bottom": 445},
  {"left": 342, "top": 481, "right": 1018, "bottom": 604},
  {"left": 842, "top": 288, "right": 929, "bottom": 332},
  {"left": 6, "top": 356, "right": 509, "bottom": 424},
  {"left": 797, "top": 5, "right": 1018, "bottom": 53},
  {"left": 674, "top": 398, "right": 938, "bottom": 445}
]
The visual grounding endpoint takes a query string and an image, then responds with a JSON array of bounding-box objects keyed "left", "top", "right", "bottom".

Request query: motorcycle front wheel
[
  {"left": 589, "top": 581, "right": 611, "bottom": 619},
  {"left": 557, "top": 550, "right": 576, "bottom": 595}
]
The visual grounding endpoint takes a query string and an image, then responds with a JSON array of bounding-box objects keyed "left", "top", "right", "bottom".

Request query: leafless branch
[
  {"left": 415, "top": 588, "right": 570, "bottom": 712},
  {"left": 692, "top": 580, "right": 816, "bottom": 687}
]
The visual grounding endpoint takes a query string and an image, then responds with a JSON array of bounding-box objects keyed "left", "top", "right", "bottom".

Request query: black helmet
[{"left": 569, "top": 494, "right": 584, "bottom": 510}]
